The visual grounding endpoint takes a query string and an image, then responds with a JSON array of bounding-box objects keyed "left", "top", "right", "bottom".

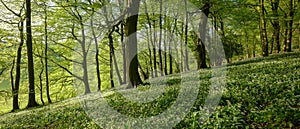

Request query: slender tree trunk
[
  {"left": 109, "top": 29, "right": 115, "bottom": 88},
  {"left": 158, "top": 0, "right": 163, "bottom": 76},
  {"left": 284, "top": 14, "right": 288, "bottom": 52},
  {"left": 153, "top": 20, "right": 158, "bottom": 77},
  {"left": 287, "top": 0, "right": 295, "bottom": 52},
  {"left": 112, "top": 45, "right": 123, "bottom": 85},
  {"left": 245, "top": 31, "right": 250, "bottom": 58},
  {"left": 26, "top": 0, "right": 38, "bottom": 108},
  {"left": 259, "top": 0, "right": 269, "bottom": 56},
  {"left": 143, "top": 1, "right": 154, "bottom": 78},
  {"left": 271, "top": 0, "right": 280, "bottom": 53},
  {"left": 11, "top": 20, "right": 25, "bottom": 111},
  {"left": 125, "top": 0, "right": 143, "bottom": 88},
  {"left": 145, "top": 23, "right": 153, "bottom": 78},
  {"left": 90, "top": 11, "right": 101, "bottom": 91},
  {"left": 121, "top": 23, "right": 127, "bottom": 84},
  {"left": 180, "top": 22, "right": 184, "bottom": 71},
  {"left": 169, "top": 19, "right": 177, "bottom": 74},
  {"left": 39, "top": 56, "right": 44, "bottom": 105},
  {"left": 138, "top": 62, "right": 148, "bottom": 80},
  {"left": 44, "top": 5, "right": 51, "bottom": 103},
  {"left": 80, "top": 22, "right": 91, "bottom": 94},
  {"left": 197, "top": 1, "right": 209, "bottom": 69},
  {"left": 11, "top": 59, "right": 19, "bottom": 111},
  {"left": 253, "top": 34, "right": 256, "bottom": 57},
  {"left": 164, "top": 22, "right": 167, "bottom": 75},
  {"left": 184, "top": 0, "right": 189, "bottom": 71}
]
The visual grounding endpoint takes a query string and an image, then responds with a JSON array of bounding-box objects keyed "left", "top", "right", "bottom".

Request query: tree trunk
[
  {"left": 44, "top": 4, "right": 51, "bottom": 103},
  {"left": 180, "top": 22, "right": 184, "bottom": 71},
  {"left": 164, "top": 22, "right": 167, "bottom": 75},
  {"left": 109, "top": 29, "right": 115, "bottom": 88},
  {"left": 39, "top": 57, "right": 44, "bottom": 105},
  {"left": 26, "top": 0, "right": 38, "bottom": 108},
  {"left": 11, "top": 59, "right": 19, "bottom": 111},
  {"left": 90, "top": 11, "right": 101, "bottom": 91},
  {"left": 125, "top": 0, "right": 143, "bottom": 88},
  {"left": 271, "top": 0, "right": 280, "bottom": 53},
  {"left": 283, "top": 14, "right": 288, "bottom": 52},
  {"left": 184, "top": 0, "right": 190, "bottom": 71},
  {"left": 286, "top": 0, "right": 295, "bottom": 52},
  {"left": 253, "top": 34, "right": 256, "bottom": 57},
  {"left": 143, "top": 1, "right": 154, "bottom": 78},
  {"left": 80, "top": 23, "right": 91, "bottom": 94},
  {"left": 245, "top": 31, "right": 250, "bottom": 58},
  {"left": 158, "top": 0, "right": 163, "bottom": 76},
  {"left": 121, "top": 23, "right": 127, "bottom": 84},
  {"left": 169, "top": 19, "right": 176, "bottom": 74},
  {"left": 197, "top": 1, "right": 209, "bottom": 69},
  {"left": 259, "top": 0, "right": 269, "bottom": 57}
]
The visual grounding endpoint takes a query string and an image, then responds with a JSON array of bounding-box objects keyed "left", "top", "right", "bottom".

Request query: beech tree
[
  {"left": 125, "top": 0, "right": 143, "bottom": 88},
  {"left": 26, "top": 0, "right": 39, "bottom": 108}
]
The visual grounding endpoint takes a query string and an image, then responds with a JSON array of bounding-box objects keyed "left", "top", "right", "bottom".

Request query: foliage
[{"left": 0, "top": 52, "right": 299, "bottom": 128}]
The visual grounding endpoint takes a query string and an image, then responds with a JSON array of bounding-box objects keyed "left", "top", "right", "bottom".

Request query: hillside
[{"left": 0, "top": 52, "right": 299, "bottom": 128}]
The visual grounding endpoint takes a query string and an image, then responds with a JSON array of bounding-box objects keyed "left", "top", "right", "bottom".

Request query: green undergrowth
[{"left": 0, "top": 52, "right": 300, "bottom": 128}]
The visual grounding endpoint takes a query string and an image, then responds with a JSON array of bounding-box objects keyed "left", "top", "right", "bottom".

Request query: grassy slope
[{"left": 0, "top": 52, "right": 299, "bottom": 128}]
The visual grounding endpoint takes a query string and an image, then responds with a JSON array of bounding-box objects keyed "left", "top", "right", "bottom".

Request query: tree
[
  {"left": 125, "top": 0, "right": 143, "bottom": 88},
  {"left": 259, "top": 0, "right": 268, "bottom": 57},
  {"left": 196, "top": 0, "right": 209, "bottom": 69},
  {"left": 0, "top": 0, "right": 25, "bottom": 111},
  {"left": 26, "top": 0, "right": 39, "bottom": 108},
  {"left": 271, "top": 0, "right": 280, "bottom": 53},
  {"left": 158, "top": 0, "right": 163, "bottom": 76},
  {"left": 43, "top": 1, "right": 51, "bottom": 103}
]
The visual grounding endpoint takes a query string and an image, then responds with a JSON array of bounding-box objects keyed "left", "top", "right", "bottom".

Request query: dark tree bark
[
  {"left": 43, "top": 3, "right": 51, "bottom": 103},
  {"left": 144, "top": 1, "right": 155, "bottom": 78},
  {"left": 283, "top": 14, "right": 288, "bottom": 52},
  {"left": 143, "top": 0, "right": 154, "bottom": 78},
  {"left": 180, "top": 22, "right": 184, "bottom": 71},
  {"left": 1, "top": 0, "right": 25, "bottom": 110},
  {"left": 10, "top": 59, "right": 20, "bottom": 111},
  {"left": 39, "top": 55, "right": 45, "bottom": 105},
  {"left": 196, "top": 0, "right": 209, "bottom": 69},
  {"left": 158, "top": 0, "right": 163, "bottom": 76},
  {"left": 252, "top": 34, "right": 256, "bottom": 58},
  {"left": 12, "top": 20, "right": 25, "bottom": 111},
  {"left": 271, "top": 0, "right": 280, "bottom": 53},
  {"left": 90, "top": 10, "right": 102, "bottom": 91},
  {"left": 164, "top": 18, "right": 167, "bottom": 75},
  {"left": 286, "top": 0, "right": 295, "bottom": 52},
  {"left": 26, "top": 0, "right": 38, "bottom": 108},
  {"left": 153, "top": 20, "right": 158, "bottom": 77},
  {"left": 108, "top": 29, "right": 115, "bottom": 88},
  {"left": 259, "top": 0, "right": 269, "bottom": 56},
  {"left": 184, "top": 0, "right": 190, "bottom": 71},
  {"left": 125, "top": 0, "right": 143, "bottom": 88},
  {"left": 121, "top": 23, "right": 127, "bottom": 84}
]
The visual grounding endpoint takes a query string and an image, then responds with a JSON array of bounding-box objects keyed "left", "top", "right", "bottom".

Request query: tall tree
[
  {"left": 286, "top": 0, "right": 297, "bottom": 52},
  {"left": 43, "top": 1, "right": 51, "bottom": 103},
  {"left": 271, "top": 0, "right": 280, "bottom": 53},
  {"left": 26, "top": 0, "right": 39, "bottom": 108},
  {"left": 158, "top": 0, "right": 163, "bottom": 76},
  {"left": 0, "top": 0, "right": 25, "bottom": 111},
  {"left": 125, "top": 0, "right": 143, "bottom": 88},
  {"left": 184, "top": 0, "right": 190, "bottom": 71},
  {"left": 259, "top": 0, "right": 268, "bottom": 56},
  {"left": 196, "top": 0, "right": 209, "bottom": 69}
]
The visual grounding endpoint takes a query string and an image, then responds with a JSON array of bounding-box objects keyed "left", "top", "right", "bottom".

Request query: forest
[{"left": 0, "top": 0, "right": 299, "bottom": 128}]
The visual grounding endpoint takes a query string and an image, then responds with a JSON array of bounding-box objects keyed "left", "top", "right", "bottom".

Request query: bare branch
[{"left": 0, "top": 0, "right": 21, "bottom": 17}]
